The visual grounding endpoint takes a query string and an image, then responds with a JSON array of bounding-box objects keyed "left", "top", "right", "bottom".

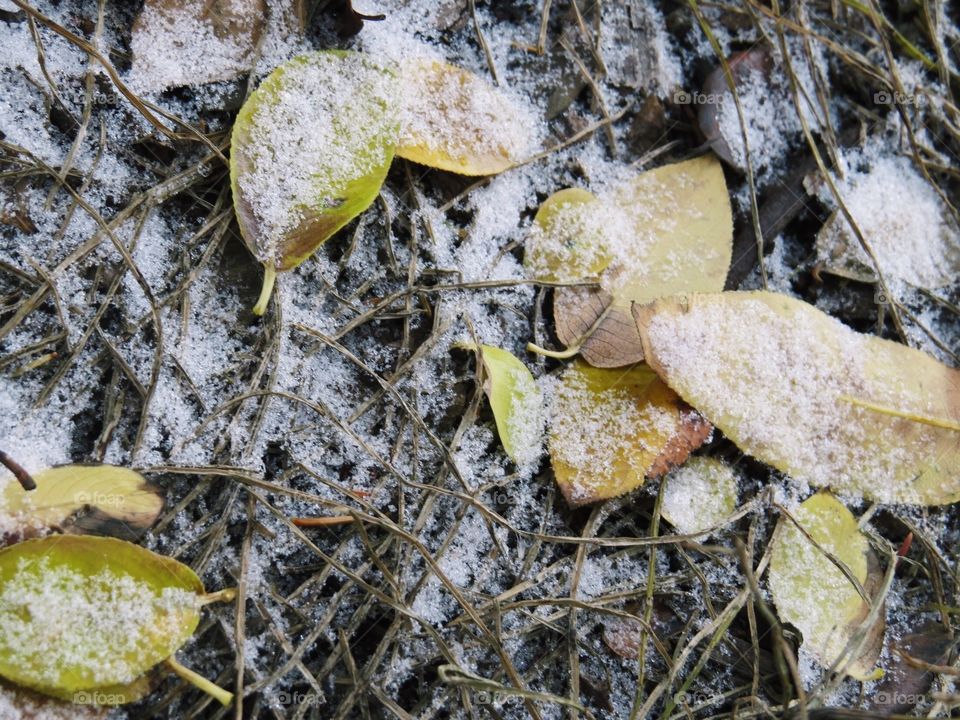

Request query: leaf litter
[{"left": 0, "top": 0, "right": 958, "bottom": 718}]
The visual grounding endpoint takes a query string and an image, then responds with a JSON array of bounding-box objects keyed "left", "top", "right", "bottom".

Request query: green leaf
[
  {"left": 477, "top": 345, "right": 542, "bottom": 465},
  {"left": 768, "top": 492, "right": 884, "bottom": 679},
  {"left": 661, "top": 457, "right": 737, "bottom": 535},
  {"left": 230, "top": 50, "right": 399, "bottom": 314},
  {"left": 396, "top": 58, "right": 535, "bottom": 176},
  {"left": 0, "top": 536, "right": 230, "bottom": 705},
  {"left": 633, "top": 290, "right": 960, "bottom": 504},
  {"left": 1, "top": 465, "right": 164, "bottom": 545}
]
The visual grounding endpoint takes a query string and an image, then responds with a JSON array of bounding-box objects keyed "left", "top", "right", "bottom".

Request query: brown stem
[
  {"left": 292, "top": 515, "right": 355, "bottom": 528},
  {"left": 0, "top": 450, "right": 36, "bottom": 491}
]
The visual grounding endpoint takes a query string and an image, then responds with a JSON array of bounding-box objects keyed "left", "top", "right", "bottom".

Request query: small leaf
[
  {"left": 523, "top": 188, "right": 614, "bottom": 282},
  {"left": 231, "top": 51, "right": 399, "bottom": 314},
  {"left": 397, "top": 58, "right": 535, "bottom": 176},
  {"left": 661, "top": 457, "right": 737, "bottom": 535},
  {"left": 548, "top": 361, "right": 711, "bottom": 506},
  {"left": 0, "top": 536, "right": 229, "bottom": 705},
  {"left": 633, "top": 291, "right": 960, "bottom": 504},
  {"left": 534, "top": 155, "right": 733, "bottom": 367},
  {"left": 1, "top": 465, "right": 164, "bottom": 545},
  {"left": 131, "top": 0, "right": 267, "bottom": 91},
  {"left": 477, "top": 345, "right": 542, "bottom": 465},
  {"left": 768, "top": 492, "right": 884, "bottom": 678}
]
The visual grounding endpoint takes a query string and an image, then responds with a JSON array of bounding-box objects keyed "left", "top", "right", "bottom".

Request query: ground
[{"left": 0, "top": 0, "right": 959, "bottom": 719}]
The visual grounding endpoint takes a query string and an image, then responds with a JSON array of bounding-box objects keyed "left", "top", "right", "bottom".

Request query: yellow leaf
[
  {"left": 1, "top": 465, "right": 163, "bottom": 544},
  {"left": 533, "top": 155, "right": 733, "bottom": 367},
  {"left": 477, "top": 346, "right": 542, "bottom": 465},
  {"left": 523, "top": 188, "right": 613, "bottom": 282},
  {"left": 548, "top": 362, "right": 711, "bottom": 506},
  {"left": 396, "top": 58, "right": 535, "bottom": 176},
  {"left": 634, "top": 291, "right": 960, "bottom": 504},
  {"left": 769, "top": 492, "right": 884, "bottom": 678}
]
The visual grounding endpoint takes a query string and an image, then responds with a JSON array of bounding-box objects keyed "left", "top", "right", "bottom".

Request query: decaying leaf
[
  {"left": 661, "top": 456, "right": 737, "bottom": 535},
  {"left": 0, "top": 536, "right": 232, "bottom": 705},
  {"left": 768, "top": 492, "right": 885, "bottom": 679},
  {"left": 533, "top": 155, "right": 733, "bottom": 367},
  {"left": 231, "top": 50, "right": 399, "bottom": 314},
  {"left": 0, "top": 681, "right": 107, "bottom": 718},
  {"left": 548, "top": 362, "right": 711, "bottom": 506},
  {"left": 397, "top": 58, "right": 535, "bottom": 175},
  {"left": 1, "top": 465, "right": 164, "bottom": 545},
  {"left": 696, "top": 49, "right": 773, "bottom": 169},
  {"left": 867, "top": 623, "right": 957, "bottom": 714},
  {"left": 633, "top": 291, "right": 960, "bottom": 504},
  {"left": 131, "top": 0, "right": 267, "bottom": 91},
  {"left": 477, "top": 345, "right": 542, "bottom": 465},
  {"left": 815, "top": 159, "right": 960, "bottom": 290}
]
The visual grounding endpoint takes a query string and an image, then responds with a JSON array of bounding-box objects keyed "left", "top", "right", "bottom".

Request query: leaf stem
[
  {"left": 165, "top": 655, "right": 234, "bottom": 706},
  {"left": 0, "top": 450, "right": 36, "bottom": 491},
  {"left": 838, "top": 395, "right": 960, "bottom": 432},
  {"left": 198, "top": 587, "right": 237, "bottom": 606},
  {"left": 252, "top": 265, "right": 276, "bottom": 316},
  {"left": 525, "top": 341, "right": 580, "bottom": 360}
]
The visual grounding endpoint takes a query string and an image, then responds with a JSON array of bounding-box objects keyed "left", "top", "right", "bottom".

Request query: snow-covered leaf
[
  {"left": 633, "top": 291, "right": 960, "bottom": 504},
  {"left": 538, "top": 155, "right": 733, "bottom": 367},
  {"left": 131, "top": 0, "right": 266, "bottom": 91},
  {"left": 477, "top": 345, "right": 541, "bottom": 465},
  {"left": 661, "top": 457, "right": 737, "bottom": 535},
  {"left": 1, "top": 465, "right": 163, "bottom": 546},
  {"left": 230, "top": 51, "right": 399, "bottom": 314},
  {"left": 815, "top": 152, "right": 960, "bottom": 289},
  {"left": 397, "top": 58, "right": 535, "bottom": 176},
  {"left": 769, "top": 492, "right": 884, "bottom": 679},
  {"left": 548, "top": 361, "right": 711, "bottom": 506},
  {"left": 0, "top": 536, "right": 230, "bottom": 705},
  {"left": 523, "top": 187, "right": 613, "bottom": 282}
]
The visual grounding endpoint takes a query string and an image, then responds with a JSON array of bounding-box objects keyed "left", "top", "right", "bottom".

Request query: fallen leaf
[
  {"left": 231, "top": 50, "right": 399, "bottom": 314},
  {"left": 477, "top": 345, "right": 542, "bottom": 465},
  {"left": 535, "top": 155, "right": 733, "bottom": 367},
  {"left": 661, "top": 456, "right": 737, "bottom": 535},
  {"left": 633, "top": 291, "right": 960, "bottom": 504},
  {"left": 397, "top": 58, "right": 535, "bottom": 175},
  {"left": 0, "top": 536, "right": 232, "bottom": 705},
  {"left": 131, "top": 0, "right": 267, "bottom": 91},
  {"left": 523, "top": 187, "right": 613, "bottom": 282},
  {"left": 696, "top": 49, "right": 773, "bottom": 169},
  {"left": 867, "top": 623, "right": 956, "bottom": 714},
  {"left": 768, "top": 492, "right": 884, "bottom": 679},
  {"left": 548, "top": 361, "right": 711, "bottom": 506},
  {"left": 815, "top": 161, "right": 960, "bottom": 290},
  {"left": 1, "top": 465, "right": 164, "bottom": 546}
]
